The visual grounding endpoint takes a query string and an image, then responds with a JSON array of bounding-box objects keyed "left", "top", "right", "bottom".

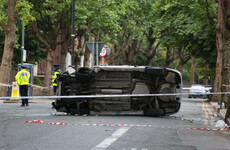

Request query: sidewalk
[
  {"left": 0, "top": 99, "right": 54, "bottom": 104},
  {"left": 210, "top": 102, "right": 230, "bottom": 125},
  {"left": 210, "top": 102, "right": 227, "bottom": 119}
]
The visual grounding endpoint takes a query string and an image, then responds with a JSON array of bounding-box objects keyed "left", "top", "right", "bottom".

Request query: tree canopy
[{"left": 0, "top": 0, "right": 218, "bottom": 86}]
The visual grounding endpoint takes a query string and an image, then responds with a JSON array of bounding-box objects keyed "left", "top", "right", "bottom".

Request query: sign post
[
  {"left": 99, "top": 46, "right": 108, "bottom": 65},
  {"left": 99, "top": 45, "right": 111, "bottom": 65},
  {"left": 86, "top": 41, "right": 106, "bottom": 66}
]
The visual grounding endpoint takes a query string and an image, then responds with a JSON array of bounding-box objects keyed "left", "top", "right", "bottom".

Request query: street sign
[
  {"left": 86, "top": 41, "right": 106, "bottom": 66},
  {"left": 23, "top": 49, "right": 26, "bottom": 62},
  {"left": 100, "top": 45, "right": 111, "bottom": 57},
  {"left": 99, "top": 46, "right": 107, "bottom": 57},
  {"left": 104, "top": 44, "right": 111, "bottom": 56},
  {"left": 86, "top": 42, "right": 106, "bottom": 54}
]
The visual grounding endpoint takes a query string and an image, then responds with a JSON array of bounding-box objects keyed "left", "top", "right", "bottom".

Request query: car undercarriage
[{"left": 52, "top": 66, "right": 182, "bottom": 116}]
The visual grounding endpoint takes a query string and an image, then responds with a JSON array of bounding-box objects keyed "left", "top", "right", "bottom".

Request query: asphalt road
[{"left": 0, "top": 98, "right": 230, "bottom": 150}]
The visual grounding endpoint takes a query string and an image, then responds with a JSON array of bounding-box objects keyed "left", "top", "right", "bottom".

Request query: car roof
[{"left": 191, "top": 84, "right": 205, "bottom": 88}]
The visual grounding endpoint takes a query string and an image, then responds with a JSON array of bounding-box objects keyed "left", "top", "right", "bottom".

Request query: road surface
[{"left": 0, "top": 98, "right": 229, "bottom": 150}]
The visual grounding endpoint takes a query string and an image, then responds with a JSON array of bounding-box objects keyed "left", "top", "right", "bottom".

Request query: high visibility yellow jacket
[
  {"left": 15, "top": 69, "right": 30, "bottom": 86},
  {"left": 52, "top": 70, "right": 60, "bottom": 86}
]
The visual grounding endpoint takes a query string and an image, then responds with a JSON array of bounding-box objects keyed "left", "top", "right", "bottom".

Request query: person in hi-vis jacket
[
  {"left": 15, "top": 65, "right": 30, "bottom": 106},
  {"left": 52, "top": 64, "right": 62, "bottom": 95}
]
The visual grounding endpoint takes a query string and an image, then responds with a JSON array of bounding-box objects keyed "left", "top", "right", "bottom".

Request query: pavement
[
  {"left": 210, "top": 102, "right": 226, "bottom": 118},
  {"left": 210, "top": 101, "right": 230, "bottom": 125},
  {"left": 0, "top": 99, "right": 54, "bottom": 104},
  {"left": 1, "top": 98, "right": 229, "bottom": 125}
]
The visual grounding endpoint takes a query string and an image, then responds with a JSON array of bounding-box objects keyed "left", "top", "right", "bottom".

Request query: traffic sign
[
  {"left": 86, "top": 42, "right": 106, "bottom": 54},
  {"left": 99, "top": 46, "right": 107, "bottom": 57},
  {"left": 104, "top": 44, "right": 111, "bottom": 56}
]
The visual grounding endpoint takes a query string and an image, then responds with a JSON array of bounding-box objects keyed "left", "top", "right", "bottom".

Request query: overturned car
[{"left": 52, "top": 66, "right": 182, "bottom": 116}]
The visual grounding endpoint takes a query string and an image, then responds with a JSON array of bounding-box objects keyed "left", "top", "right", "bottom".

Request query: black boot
[
  {"left": 25, "top": 99, "right": 29, "bottom": 106},
  {"left": 21, "top": 100, "right": 25, "bottom": 106}
]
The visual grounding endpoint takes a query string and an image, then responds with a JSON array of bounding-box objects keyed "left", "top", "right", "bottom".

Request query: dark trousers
[
  {"left": 19, "top": 85, "right": 28, "bottom": 105},
  {"left": 53, "top": 86, "right": 57, "bottom": 95}
]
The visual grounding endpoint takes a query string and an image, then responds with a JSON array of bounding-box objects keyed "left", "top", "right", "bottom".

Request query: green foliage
[
  {"left": 0, "top": 0, "right": 8, "bottom": 27},
  {"left": 16, "top": 0, "right": 35, "bottom": 25},
  {"left": 75, "top": 0, "right": 122, "bottom": 39},
  {"left": 0, "top": 0, "right": 36, "bottom": 27},
  {"left": 151, "top": 0, "right": 217, "bottom": 81},
  {"left": 29, "top": 0, "right": 71, "bottom": 37},
  {"left": 0, "top": 0, "right": 39, "bottom": 66},
  {"left": 0, "top": 0, "right": 218, "bottom": 84}
]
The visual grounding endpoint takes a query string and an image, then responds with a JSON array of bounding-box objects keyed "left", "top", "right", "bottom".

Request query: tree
[
  {"left": 213, "top": 0, "right": 224, "bottom": 102},
  {"left": 74, "top": 0, "right": 216, "bottom": 71},
  {"left": 0, "top": 0, "right": 34, "bottom": 96},
  {"left": 219, "top": 0, "right": 230, "bottom": 123},
  {"left": 0, "top": 0, "right": 18, "bottom": 96},
  {"left": 165, "top": 47, "right": 178, "bottom": 68},
  {"left": 74, "top": 0, "right": 122, "bottom": 66},
  {"left": 107, "top": 0, "right": 161, "bottom": 65},
  {"left": 28, "top": 0, "right": 71, "bottom": 94},
  {"left": 154, "top": 0, "right": 216, "bottom": 82}
]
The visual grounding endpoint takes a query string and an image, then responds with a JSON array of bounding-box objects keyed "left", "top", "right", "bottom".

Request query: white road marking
[
  {"left": 124, "top": 148, "right": 148, "bottom": 150},
  {"left": 92, "top": 127, "right": 130, "bottom": 150}
]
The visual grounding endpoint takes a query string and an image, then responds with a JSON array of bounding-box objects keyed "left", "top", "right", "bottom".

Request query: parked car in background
[{"left": 188, "top": 84, "right": 210, "bottom": 99}]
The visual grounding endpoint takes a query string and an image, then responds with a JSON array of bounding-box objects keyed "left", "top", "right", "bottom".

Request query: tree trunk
[
  {"left": 42, "top": 50, "right": 53, "bottom": 95},
  {"left": 190, "top": 56, "right": 196, "bottom": 85},
  {"left": 84, "top": 47, "right": 90, "bottom": 67},
  {"left": 221, "top": 0, "right": 230, "bottom": 123},
  {"left": 60, "top": 37, "right": 70, "bottom": 71},
  {"left": 178, "top": 63, "right": 183, "bottom": 74},
  {"left": 178, "top": 47, "right": 191, "bottom": 74},
  {"left": 212, "top": 0, "right": 224, "bottom": 103},
  {"left": 0, "top": 0, "right": 17, "bottom": 96},
  {"left": 165, "top": 47, "right": 177, "bottom": 68},
  {"left": 144, "top": 28, "right": 158, "bottom": 66},
  {"left": 61, "top": 49, "right": 67, "bottom": 70}
]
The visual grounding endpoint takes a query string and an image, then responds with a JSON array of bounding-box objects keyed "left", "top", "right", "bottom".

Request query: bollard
[{"left": 11, "top": 82, "right": 19, "bottom": 100}]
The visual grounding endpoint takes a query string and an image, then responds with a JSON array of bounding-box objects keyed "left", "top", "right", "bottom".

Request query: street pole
[
  {"left": 21, "top": 21, "right": 24, "bottom": 66},
  {"left": 96, "top": 42, "right": 98, "bottom": 66},
  {"left": 71, "top": 0, "right": 76, "bottom": 66},
  {"left": 92, "top": 38, "right": 95, "bottom": 67},
  {"left": 21, "top": 0, "right": 26, "bottom": 67}
]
